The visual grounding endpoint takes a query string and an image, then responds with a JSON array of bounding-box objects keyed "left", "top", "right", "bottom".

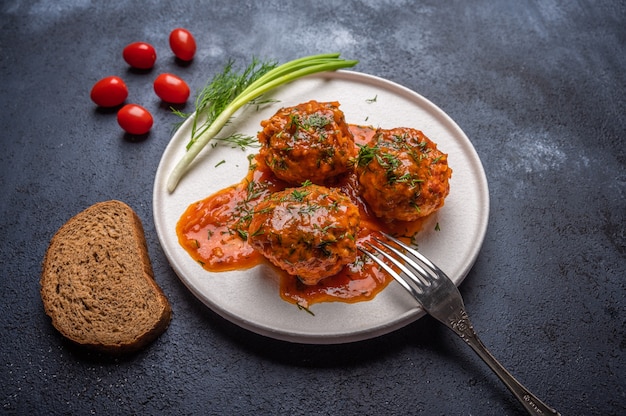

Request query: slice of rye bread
[{"left": 40, "top": 200, "right": 172, "bottom": 353}]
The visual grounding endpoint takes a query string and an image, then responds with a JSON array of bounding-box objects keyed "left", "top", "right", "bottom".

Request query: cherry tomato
[
  {"left": 153, "top": 73, "right": 190, "bottom": 103},
  {"left": 169, "top": 28, "right": 196, "bottom": 61},
  {"left": 117, "top": 104, "right": 153, "bottom": 135},
  {"left": 122, "top": 42, "right": 157, "bottom": 69},
  {"left": 90, "top": 76, "right": 128, "bottom": 107}
]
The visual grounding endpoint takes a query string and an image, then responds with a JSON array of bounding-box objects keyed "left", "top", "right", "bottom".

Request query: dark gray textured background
[{"left": 1, "top": 1, "right": 624, "bottom": 415}]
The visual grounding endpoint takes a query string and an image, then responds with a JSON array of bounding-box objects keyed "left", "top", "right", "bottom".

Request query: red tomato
[
  {"left": 153, "top": 73, "right": 190, "bottom": 103},
  {"left": 117, "top": 104, "right": 153, "bottom": 135},
  {"left": 169, "top": 28, "right": 196, "bottom": 61},
  {"left": 90, "top": 76, "right": 128, "bottom": 107},
  {"left": 122, "top": 42, "right": 157, "bottom": 69}
]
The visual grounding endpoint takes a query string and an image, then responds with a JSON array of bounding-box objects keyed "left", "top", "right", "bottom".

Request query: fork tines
[{"left": 359, "top": 232, "right": 440, "bottom": 296}]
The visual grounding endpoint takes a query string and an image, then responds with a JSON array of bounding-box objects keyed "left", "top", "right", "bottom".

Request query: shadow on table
[{"left": 195, "top": 296, "right": 459, "bottom": 370}]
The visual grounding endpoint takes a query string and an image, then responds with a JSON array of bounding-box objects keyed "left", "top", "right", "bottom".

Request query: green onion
[{"left": 166, "top": 53, "right": 358, "bottom": 192}]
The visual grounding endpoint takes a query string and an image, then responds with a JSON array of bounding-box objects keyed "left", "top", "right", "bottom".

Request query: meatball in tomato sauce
[
  {"left": 248, "top": 184, "right": 360, "bottom": 285},
  {"left": 356, "top": 127, "right": 452, "bottom": 222},
  {"left": 257, "top": 100, "right": 357, "bottom": 185}
]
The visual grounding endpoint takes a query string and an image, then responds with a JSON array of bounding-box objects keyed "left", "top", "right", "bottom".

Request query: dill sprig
[
  {"left": 211, "top": 133, "right": 260, "bottom": 151},
  {"left": 173, "top": 58, "right": 277, "bottom": 150}
]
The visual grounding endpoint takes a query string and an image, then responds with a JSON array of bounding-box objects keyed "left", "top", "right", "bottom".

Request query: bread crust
[{"left": 40, "top": 200, "right": 171, "bottom": 354}]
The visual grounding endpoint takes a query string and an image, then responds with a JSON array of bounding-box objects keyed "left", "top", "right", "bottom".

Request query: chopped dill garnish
[
  {"left": 296, "top": 303, "right": 315, "bottom": 316},
  {"left": 291, "top": 188, "right": 310, "bottom": 202}
]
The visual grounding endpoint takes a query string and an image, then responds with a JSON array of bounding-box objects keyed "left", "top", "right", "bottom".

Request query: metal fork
[{"left": 360, "top": 233, "right": 560, "bottom": 415}]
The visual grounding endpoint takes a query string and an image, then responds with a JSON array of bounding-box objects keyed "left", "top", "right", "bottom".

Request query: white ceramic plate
[{"left": 153, "top": 71, "right": 489, "bottom": 344}]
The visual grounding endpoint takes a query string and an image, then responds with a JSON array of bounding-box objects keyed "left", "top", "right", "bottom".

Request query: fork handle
[{"left": 445, "top": 310, "right": 560, "bottom": 415}]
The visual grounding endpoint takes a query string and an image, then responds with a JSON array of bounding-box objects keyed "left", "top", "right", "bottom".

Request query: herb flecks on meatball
[
  {"left": 356, "top": 127, "right": 452, "bottom": 222},
  {"left": 257, "top": 100, "right": 357, "bottom": 185},
  {"left": 248, "top": 183, "right": 360, "bottom": 285}
]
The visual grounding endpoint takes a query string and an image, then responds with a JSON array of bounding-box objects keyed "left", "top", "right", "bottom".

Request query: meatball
[
  {"left": 355, "top": 127, "right": 452, "bottom": 221},
  {"left": 257, "top": 100, "right": 357, "bottom": 185},
  {"left": 248, "top": 184, "right": 360, "bottom": 285}
]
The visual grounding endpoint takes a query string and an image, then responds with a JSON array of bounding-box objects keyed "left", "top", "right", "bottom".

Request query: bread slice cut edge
[{"left": 40, "top": 200, "right": 172, "bottom": 354}]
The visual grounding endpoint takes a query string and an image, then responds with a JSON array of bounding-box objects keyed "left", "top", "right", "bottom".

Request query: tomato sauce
[{"left": 176, "top": 125, "right": 427, "bottom": 308}]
